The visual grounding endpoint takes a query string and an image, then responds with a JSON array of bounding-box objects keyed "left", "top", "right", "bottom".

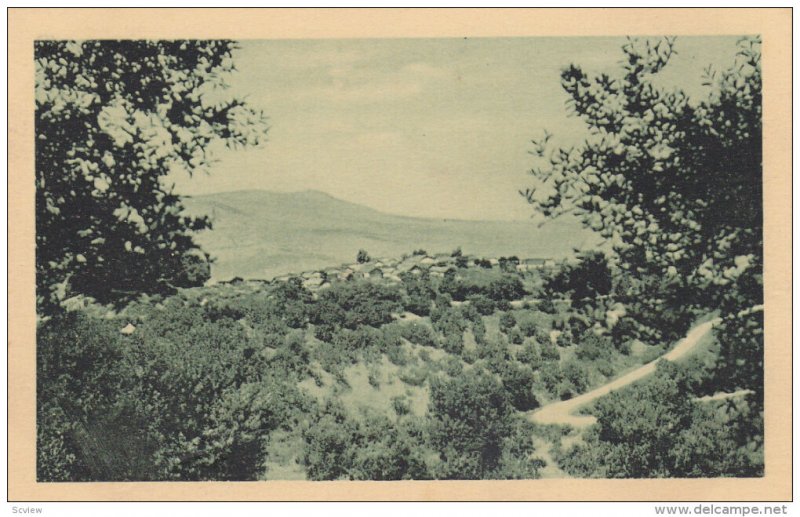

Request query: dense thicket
[{"left": 557, "top": 361, "right": 763, "bottom": 478}]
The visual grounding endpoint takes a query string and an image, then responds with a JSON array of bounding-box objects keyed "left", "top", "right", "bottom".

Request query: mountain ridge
[{"left": 182, "top": 189, "right": 598, "bottom": 281}]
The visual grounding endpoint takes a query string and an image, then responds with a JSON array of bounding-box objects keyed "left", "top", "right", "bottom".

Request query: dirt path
[{"left": 527, "top": 317, "right": 721, "bottom": 428}]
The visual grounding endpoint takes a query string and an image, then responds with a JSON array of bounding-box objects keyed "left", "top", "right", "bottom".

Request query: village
[{"left": 238, "top": 251, "right": 557, "bottom": 293}]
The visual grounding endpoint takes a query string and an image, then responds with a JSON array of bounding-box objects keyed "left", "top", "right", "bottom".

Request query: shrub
[
  {"left": 559, "top": 362, "right": 763, "bottom": 478},
  {"left": 399, "top": 365, "right": 428, "bottom": 386},
  {"left": 499, "top": 363, "right": 539, "bottom": 411},
  {"left": 265, "top": 278, "right": 313, "bottom": 328},
  {"left": 392, "top": 395, "right": 411, "bottom": 417},
  {"left": 442, "top": 355, "right": 464, "bottom": 377},
  {"left": 395, "top": 321, "right": 437, "bottom": 348},
  {"left": 508, "top": 328, "right": 524, "bottom": 345},
  {"left": 386, "top": 341, "right": 412, "bottom": 366},
  {"left": 499, "top": 312, "right": 517, "bottom": 333},
  {"left": 441, "top": 332, "right": 464, "bottom": 355},
  {"left": 467, "top": 294, "right": 495, "bottom": 316},
  {"left": 537, "top": 298, "right": 556, "bottom": 314},
  {"left": 516, "top": 342, "right": 541, "bottom": 369},
  {"left": 561, "top": 360, "right": 589, "bottom": 394},
  {"left": 517, "top": 313, "right": 540, "bottom": 337},
  {"left": 302, "top": 403, "right": 431, "bottom": 480},
  {"left": 401, "top": 271, "right": 436, "bottom": 316},
  {"left": 478, "top": 336, "right": 512, "bottom": 373},
  {"left": 575, "top": 331, "right": 613, "bottom": 362},
  {"left": 460, "top": 346, "right": 478, "bottom": 364},
  {"left": 329, "top": 325, "right": 387, "bottom": 363},
  {"left": 38, "top": 307, "right": 288, "bottom": 481},
  {"left": 356, "top": 249, "right": 371, "bottom": 263},
  {"left": 540, "top": 340, "right": 561, "bottom": 362},
  {"left": 428, "top": 369, "right": 537, "bottom": 479},
  {"left": 485, "top": 274, "right": 526, "bottom": 302},
  {"left": 269, "top": 330, "right": 311, "bottom": 378},
  {"left": 538, "top": 362, "right": 563, "bottom": 394},
  {"left": 310, "top": 281, "right": 402, "bottom": 330}
]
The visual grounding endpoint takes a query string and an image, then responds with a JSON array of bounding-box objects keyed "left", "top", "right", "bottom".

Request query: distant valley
[{"left": 183, "top": 190, "right": 599, "bottom": 281}]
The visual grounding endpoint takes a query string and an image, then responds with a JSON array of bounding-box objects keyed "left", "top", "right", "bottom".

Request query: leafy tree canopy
[
  {"left": 36, "top": 40, "right": 268, "bottom": 312},
  {"left": 523, "top": 37, "right": 762, "bottom": 394}
]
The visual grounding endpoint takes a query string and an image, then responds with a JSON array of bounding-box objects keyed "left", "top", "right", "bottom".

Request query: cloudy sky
[{"left": 171, "top": 36, "right": 743, "bottom": 221}]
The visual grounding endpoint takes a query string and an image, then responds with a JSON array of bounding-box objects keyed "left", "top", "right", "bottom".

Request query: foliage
[
  {"left": 356, "top": 249, "right": 371, "bottom": 264},
  {"left": 545, "top": 251, "right": 612, "bottom": 310},
  {"left": 558, "top": 361, "right": 763, "bottom": 477},
  {"left": 391, "top": 321, "right": 438, "bottom": 348},
  {"left": 35, "top": 40, "right": 268, "bottom": 311},
  {"left": 499, "top": 311, "right": 517, "bottom": 333},
  {"left": 499, "top": 362, "right": 540, "bottom": 411},
  {"left": 430, "top": 305, "right": 468, "bottom": 352},
  {"left": 523, "top": 36, "right": 763, "bottom": 389},
  {"left": 401, "top": 271, "right": 436, "bottom": 316},
  {"left": 310, "top": 281, "right": 402, "bottom": 330},
  {"left": 427, "top": 369, "right": 541, "bottom": 479},
  {"left": 302, "top": 401, "right": 431, "bottom": 480},
  {"left": 467, "top": 294, "right": 496, "bottom": 316},
  {"left": 37, "top": 306, "right": 300, "bottom": 481}
]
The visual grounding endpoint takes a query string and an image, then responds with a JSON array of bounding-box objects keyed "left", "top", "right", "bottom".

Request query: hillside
[{"left": 183, "top": 190, "right": 599, "bottom": 281}]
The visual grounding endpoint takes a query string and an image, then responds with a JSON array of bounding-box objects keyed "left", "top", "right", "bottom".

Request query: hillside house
[{"left": 517, "top": 258, "right": 547, "bottom": 271}]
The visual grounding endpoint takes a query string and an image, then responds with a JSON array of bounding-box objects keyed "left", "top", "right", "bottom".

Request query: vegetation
[
  {"left": 523, "top": 36, "right": 763, "bottom": 397},
  {"left": 523, "top": 36, "right": 764, "bottom": 477},
  {"left": 557, "top": 361, "right": 763, "bottom": 478},
  {"left": 35, "top": 40, "right": 268, "bottom": 312},
  {"left": 36, "top": 37, "right": 764, "bottom": 482}
]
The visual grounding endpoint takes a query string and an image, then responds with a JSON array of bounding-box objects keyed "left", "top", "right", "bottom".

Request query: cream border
[{"left": 8, "top": 7, "right": 792, "bottom": 501}]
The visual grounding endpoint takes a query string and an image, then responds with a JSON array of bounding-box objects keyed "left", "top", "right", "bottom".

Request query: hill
[{"left": 182, "top": 189, "right": 599, "bottom": 281}]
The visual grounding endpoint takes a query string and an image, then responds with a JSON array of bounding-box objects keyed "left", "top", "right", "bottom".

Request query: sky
[{"left": 170, "top": 36, "right": 745, "bottom": 221}]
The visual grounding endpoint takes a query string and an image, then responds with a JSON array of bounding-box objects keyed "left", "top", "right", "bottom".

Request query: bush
[
  {"left": 427, "top": 369, "right": 540, "bottom": 479},
  {"left": 393, "top": 321, "right": 437, "bottom": 348},
  {"left": 302, "top": 403, "right": 431, "bottom": 480},
  {"left": 442, "top": 355, "right": 464, "bottom": 377},
  {"left": 246, "top": 278, "right": 312, "bottom": 328},
  {"left": 516, "top": 342, "right": 541, "bottom": 369},
  {"left": 441, "top": 332, "right": 464, "bottom": 355},
  {"left": 269, "top": 330, "right": 311, "bottom": 378},
  {"left": 485, "top": 274, "right": 526, "bottom": 302},
  {"left": 356, "top": 249, "right": 371, "bottom": 263},
  {"left": 499, "top": 312, "right": 517, "bottom": 333},
  {"left": 575, "top": 331, "right": 613, "bottom": 362},
  {"left": 401, "top": 272, "right": 436, "bottom": 316},
  {"left": 460, "top": 346, "right": 478, "bottom": 364},
  {"left": 38, "top": 307, "right": 289, "bottom": 481},
  {"left": 540, "top": 340, "right": 561, "bottom": 362},
  {"left": 559, "top": 362, "right": 763, "bottom": 478},
  {"left": 538, "top": 362, "right": 563, "bottom": 394},
  {"left": 310, "top": 281, "right": 402, "bottom": 330},
  {"left": 537, "top": 298, "right": 556, "bottom": 314},
  {"left": 499, "top": 363, "right": 539, "bottom": 411},
  {"left": 399, "top": 365, "right": 428, "bottom": 386},
  {"left": 517, "top": 313, "right": 540, "bottom": 337},
  {"left": 467, "top": 294, "right": 496, "bottom": 316},
  {"left": 386, "top": 341, "right": 412, "bottom": 366},
  {"left": 392, "top": 395, "right": 411, "bottom": 417}
]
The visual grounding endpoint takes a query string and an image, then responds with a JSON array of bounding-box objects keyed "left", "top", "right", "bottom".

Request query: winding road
[{"left": 527, "top": 317, "right": 721, "bottom": 428}]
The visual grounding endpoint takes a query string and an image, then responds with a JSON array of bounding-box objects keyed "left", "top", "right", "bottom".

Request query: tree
[
  {"left": 427, "top": 369, "right": 512, "bottom": 479},
  {"left": 545, "top": 251, "right": 612, "bottom": 309},
  {"left": 35, "top": 40, "right": 268, "bottom": 312},
  {"left": 558, "top": 361, "right": 763, "bottom": 478},
  {"left": 356, "top": 249, "right": 371, "bottom": 264},
  {"left": 523, "top": 37, "right": 762, "bottom": 394}
]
